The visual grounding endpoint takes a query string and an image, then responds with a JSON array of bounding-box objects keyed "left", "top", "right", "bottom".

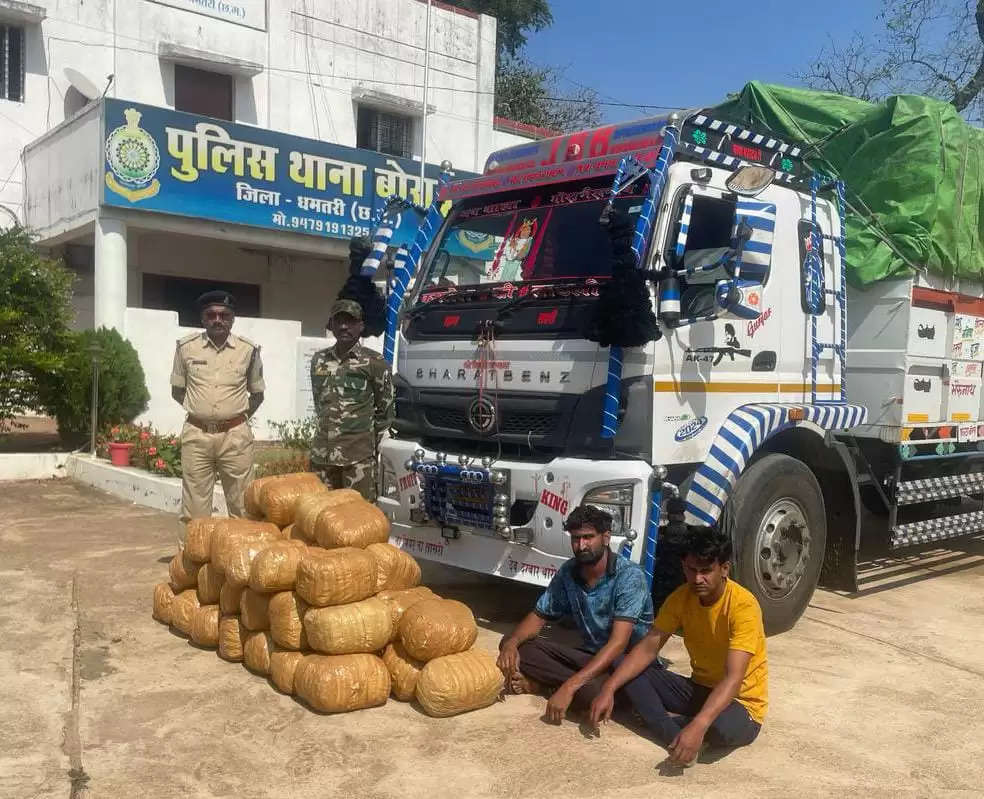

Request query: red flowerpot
[{"left": 107, "top": 442, "right": 134, "bottom": 467}]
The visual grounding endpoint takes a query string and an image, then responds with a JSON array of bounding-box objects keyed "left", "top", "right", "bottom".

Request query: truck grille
[{"left": 424, "top": 407, "right": 558, "bottom": 437}]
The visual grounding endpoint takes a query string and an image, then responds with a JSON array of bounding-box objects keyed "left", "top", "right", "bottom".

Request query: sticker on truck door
[{"left": 674, "top": 416, "right": 708, "bottom": 442}]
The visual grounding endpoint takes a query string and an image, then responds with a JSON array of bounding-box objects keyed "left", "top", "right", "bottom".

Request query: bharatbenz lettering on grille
[{"left": 374, "top": 86, "right": 984, "bottom": 633}]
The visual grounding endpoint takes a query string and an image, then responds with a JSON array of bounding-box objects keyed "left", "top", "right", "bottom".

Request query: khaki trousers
[{"left": 180, "top": 421, "right": 254, "bottom": 523}]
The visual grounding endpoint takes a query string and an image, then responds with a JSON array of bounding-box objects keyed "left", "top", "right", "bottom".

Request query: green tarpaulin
[{"left": 709, "top": 82, "right": 984, "bottom": 286}]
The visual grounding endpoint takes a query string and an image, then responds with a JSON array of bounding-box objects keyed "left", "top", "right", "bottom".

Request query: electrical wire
[{"left": 36, "top": 26, "right": 680, "bottom": 110}]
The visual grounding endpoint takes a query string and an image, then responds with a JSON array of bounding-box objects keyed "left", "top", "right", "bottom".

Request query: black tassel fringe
[
  {"left": 337, "top": 235, "right": 387, "bottom": 337},
  {"left": 584, "top": 209, "right": 660, "bottom": 348}
]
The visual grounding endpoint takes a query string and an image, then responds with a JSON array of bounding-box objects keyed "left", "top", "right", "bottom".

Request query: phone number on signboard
[{"left": 273, "top": 215, "right": 370, "bottom": 237}]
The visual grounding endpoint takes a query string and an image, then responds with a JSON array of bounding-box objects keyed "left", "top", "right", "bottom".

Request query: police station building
[{"left": 3, "top": 0, "right": 537, "bottom": 437}]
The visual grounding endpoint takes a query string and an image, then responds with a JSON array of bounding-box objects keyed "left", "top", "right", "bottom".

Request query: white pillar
[{"left": 93, "top": 215, "right": 127, "bottom": 331}]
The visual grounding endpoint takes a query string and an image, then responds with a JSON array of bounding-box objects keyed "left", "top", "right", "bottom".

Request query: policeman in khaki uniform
[
  {"left": 171, "top": 291, "right": 265, "bottom": 522},
  {"left": 310, "top": 299, "right": 393, "bottom": 500}
]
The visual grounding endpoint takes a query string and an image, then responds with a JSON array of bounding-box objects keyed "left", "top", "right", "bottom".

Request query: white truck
[{"left": 374, "top": 107, "right": 984, "bottom": 633}]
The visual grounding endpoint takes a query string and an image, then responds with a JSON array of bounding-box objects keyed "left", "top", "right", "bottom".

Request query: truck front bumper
[{"left": 377, "top": 439, "right": 655, "bottom": 585}]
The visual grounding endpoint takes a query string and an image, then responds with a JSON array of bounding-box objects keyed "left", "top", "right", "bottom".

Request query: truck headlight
[
  {"left": 378, "top": 458, "right": 399, "bottom": 500},
  {"left": 582, "top": 484, "right": 634, "bottom": 536}
]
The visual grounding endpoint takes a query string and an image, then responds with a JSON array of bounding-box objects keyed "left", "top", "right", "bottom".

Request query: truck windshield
[{"left": 418, "top": 177, "right": 647, "bottom": 290}]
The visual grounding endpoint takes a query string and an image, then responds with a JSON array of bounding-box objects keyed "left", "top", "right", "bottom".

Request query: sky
[{"left": 524, "top": 0, "right": 882, "bottom": 123}]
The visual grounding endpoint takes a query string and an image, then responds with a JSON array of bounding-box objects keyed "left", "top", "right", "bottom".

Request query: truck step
[
  {"left": 895, "top": 472, "right": 984, "bottom": 505},
  {"left": 891, "top": 509, "right": 984, "bottom": 548}
]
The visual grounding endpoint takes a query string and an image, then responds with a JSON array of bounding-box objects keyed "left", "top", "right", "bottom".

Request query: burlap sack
[
  {"left": 243, "top": 631, "right": 274, "bottom": 675},
  {"left": 270, "top": 648, "right": 307, "bottom": 695},
  {"left": 260, "top": 473, "right": 325, "bottom": 527},
  {"left": 268, "top": 591, "right": 309, "bottom": 650},
  {"left": 190, "top": 604, "right": 220, "bottom": 647},
  {"left": 153, "top": 582, "right": 175, "bottom": 624},
  {"left": 295, "top": 548, "right": 377, "bottom": 607},
  {"left": 313, "top": 501, "right": 390, "bottom": 549},
  {"left": 399, "top": 598, "right": 477, "bottom": 661},
  {"left": 218, "top": 615, "right": 248, "bottom": 662},
  {"left": 283, "top": 524, "right": 304, "bottom": 541},
  {"left": 382, "top": 641, "right": 425, "bottom": 702},
  {"left": 249, "top": 540, "right": 308, "bottom": 592},
  {"left": 209, "top": 519, "right": 282, "bottom": 570},
  {"left": 245, "top": 475, "right": 283, "bottom": 518},
  {"left": 415, "top": 649, "right": 504, "bottom": 717},
  {"left": 219, "top": 582, "right": 245, "bottom": 616},
  {"left": 294, "top": 489, "right": 362, "bottom": 541},
  {"left": 240, "top": 588, "right": 272, "bottom": 631},
  {"left": 304, "top": 597, "right": 392, "bottom": 655},
  {"left": 169, "top": 589, "right": 201, "bottom": 636},
  {"left": 376, "top": 586, "right": 437, "bottom": 629},
  {"left": 197, "top": 562, "right": 224, "bottom": 605},
  {"left": 366, "top": 543, "right": 422, "bottom": 592},
  {"left": 185, "top": 518, "right": 220, "bottom": 562},
  {"left": 294, "top": 654, "right": 390, "bottom": 713},
  {"left": 220, "top": 531, "right": 282, "bottom": 588},
  {"left": 168, "top": 547, "right": 200, "bottom": 591}
]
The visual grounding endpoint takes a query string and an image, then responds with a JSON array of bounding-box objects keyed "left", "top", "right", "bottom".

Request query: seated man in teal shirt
[{"left": 497, "top": 504, "right": 654, "bottom": 723}]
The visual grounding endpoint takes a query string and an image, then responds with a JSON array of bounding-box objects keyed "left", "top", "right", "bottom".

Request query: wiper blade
[
  {"left": 403, "top": 282, "right": 558, "bottom": 327},
  {"left": 493, "top": 289, "right": 547, "bottom": 321}
]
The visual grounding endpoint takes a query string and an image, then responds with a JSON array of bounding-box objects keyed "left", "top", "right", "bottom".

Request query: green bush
[
  {"left": 0, "top": 226, "right": 74, "bottom": 435},
  {"left": 268, "top": 417, "right": 317, "bottom": 450},
  {"left": 43, "top": 327, "right": 150, "bottom": 444}
]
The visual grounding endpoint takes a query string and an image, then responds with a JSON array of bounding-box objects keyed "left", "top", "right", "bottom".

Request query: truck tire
[{"left": 719, "top": 453, "right": 826, "bottom": 635}]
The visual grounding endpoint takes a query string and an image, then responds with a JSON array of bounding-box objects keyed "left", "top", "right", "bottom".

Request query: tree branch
[{"left": 951, "top": 0, "right": 984, "bottom": 109}]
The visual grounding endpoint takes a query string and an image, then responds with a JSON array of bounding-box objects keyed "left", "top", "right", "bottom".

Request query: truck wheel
[{"left": 720, "top": 453, "right": 826, "bottom": 635}]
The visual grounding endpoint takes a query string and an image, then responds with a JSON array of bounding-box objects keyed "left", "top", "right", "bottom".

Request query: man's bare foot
[{"left": 509, "top": 671, "right": 542, "bottom": 695}]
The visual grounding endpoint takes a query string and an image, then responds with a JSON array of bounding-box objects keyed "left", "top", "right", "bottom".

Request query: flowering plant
[{"left": 97, "top": 423, "right": 181, "bottom": 476}]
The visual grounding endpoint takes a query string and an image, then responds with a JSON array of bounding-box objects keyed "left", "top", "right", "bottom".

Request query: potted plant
[{"left": 106, "top": 425, "right": 136, "bottom": 467}]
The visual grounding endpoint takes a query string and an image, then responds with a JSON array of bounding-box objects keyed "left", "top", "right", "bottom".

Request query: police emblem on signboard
[{"left": 104, "top": 108, "right": 161, "bottom": 203}]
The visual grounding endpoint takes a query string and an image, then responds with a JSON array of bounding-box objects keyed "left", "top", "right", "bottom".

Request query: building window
[
  {"left": 0, "top": 24, "right": 25, "bottom": 103},
  {"left": 174, "top": 64, "right": 233, "bottom": 121},
  {"left": 357, "top": 107, "right": 413, "bottom": 158},
  {"left": 142, "top": 274, "right": 260, "bottom": 327}
]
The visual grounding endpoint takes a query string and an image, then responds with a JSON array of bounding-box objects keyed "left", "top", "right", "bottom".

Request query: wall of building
[
  {"left": 126, "top": 306, "right": 333, "bottom": 440},
  {"left": 61, "top": 229, "right": 350, "bottom": 337},
  {"left": 128, "top": 229, "right": 349, "bottom": 336},
  {"left": 2, "top": 0, "right": 534, "bottom": 226}
]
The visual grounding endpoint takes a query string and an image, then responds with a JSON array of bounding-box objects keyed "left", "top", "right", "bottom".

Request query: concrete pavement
[{"left": 1, "top": 478, "right": 983, "bottom": 798}]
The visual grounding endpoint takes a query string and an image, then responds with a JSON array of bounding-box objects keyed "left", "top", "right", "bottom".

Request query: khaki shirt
[{"left": 170, "top": 332, "right": 265, "bottom": 422}]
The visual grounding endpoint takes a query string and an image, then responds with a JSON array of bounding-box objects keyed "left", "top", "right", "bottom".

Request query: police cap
[{"left": 197, "top": 290, "right": 236, "bottom": 311}]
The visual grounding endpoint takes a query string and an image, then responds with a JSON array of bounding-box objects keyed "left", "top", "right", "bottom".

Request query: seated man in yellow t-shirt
[{"left": 589, "top": 526, "right": 767, "bottom": 766}]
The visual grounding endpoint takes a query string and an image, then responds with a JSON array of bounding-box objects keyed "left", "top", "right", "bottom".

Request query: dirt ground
[{"left": 2, "top": 480, "right": 983, "bottom": 799}]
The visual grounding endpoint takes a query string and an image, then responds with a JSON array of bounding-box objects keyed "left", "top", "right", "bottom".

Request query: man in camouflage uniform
[{"left": 310, "top": 299, "right": 394, "bottom": 501}]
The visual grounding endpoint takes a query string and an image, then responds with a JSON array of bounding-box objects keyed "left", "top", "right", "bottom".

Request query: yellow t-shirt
[{"left": 654, "top": 579, "right": 768, "bottom": 724}]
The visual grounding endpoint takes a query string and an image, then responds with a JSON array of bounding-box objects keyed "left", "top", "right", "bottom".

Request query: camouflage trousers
[{"left": 312, "top": 456, "right": 377, "bottom": 502}]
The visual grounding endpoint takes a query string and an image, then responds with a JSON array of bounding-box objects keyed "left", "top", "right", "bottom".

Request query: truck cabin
[{"left": 405, "top": 113, "right": 810, "bottom": 338}]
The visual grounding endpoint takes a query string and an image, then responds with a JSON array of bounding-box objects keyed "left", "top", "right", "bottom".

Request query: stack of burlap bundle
[
  {"left": 152, "top": 472, "right": 502, "bottom": 717},
  {"left": 384, "top": 596, "right": 503, "bottom": 717}
]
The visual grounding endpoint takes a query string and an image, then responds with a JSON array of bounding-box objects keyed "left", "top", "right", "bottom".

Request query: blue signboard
[{"left": 100, "top": 99, "right": 469, "bottom": 245}]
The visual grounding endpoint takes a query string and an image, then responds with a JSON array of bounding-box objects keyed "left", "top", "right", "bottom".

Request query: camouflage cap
[{"left": 329, "top": 299, "right": 364, "bottom": 321}]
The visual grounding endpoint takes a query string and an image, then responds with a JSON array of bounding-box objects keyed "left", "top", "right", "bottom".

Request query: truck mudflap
[{"left": 377, "top": 439, "right": 654, "bottom": 585}]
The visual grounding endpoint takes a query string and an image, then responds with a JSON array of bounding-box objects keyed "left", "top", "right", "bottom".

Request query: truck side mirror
[{"left": 715, "top": 278, "right": 764, "bottom": 320}]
